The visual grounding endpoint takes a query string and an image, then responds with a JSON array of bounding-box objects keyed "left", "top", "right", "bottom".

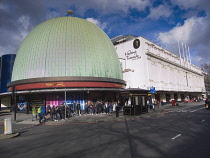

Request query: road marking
[
  {"left": 201, "top": 120, "right": 205, "bottom": 123},
  {"left": 190, "top": 107, "right": 205, "bottom": 112},
  {"left": 171, "top": 134, "right": 181, "bottom": 140}
]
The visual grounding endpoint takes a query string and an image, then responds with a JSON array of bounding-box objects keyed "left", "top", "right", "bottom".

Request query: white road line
[
  {"left": 190, "top": 107, "right": 205, "bottom": 112},
  {"left": 171, "top": 134, "right": 182, "bottom": 140},
  {"left": 201, "top": 120, "right": 205, "bottom": 123}
]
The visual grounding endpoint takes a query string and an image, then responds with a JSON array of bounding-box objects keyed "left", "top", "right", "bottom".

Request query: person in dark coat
[
  {"left": 50, "top": 105, "right": 55, "bottom": 121},
  {"left": 85, "top": 102, "right": 88, "bottom": 115},
  {"left": 60, "top": 104, "right": 65, "bottom": 120},
  {"left": 54, "top": 106, "right": 59, "bottom": 121},
  {"left": 76, "top": 102, "right": 81, "bottom": 116},
  {"left": 116, "top": 103, "right": 120, "bottom": 117},
  {"left": 46, "top": 104, "right": 51, "bottom": 116}
]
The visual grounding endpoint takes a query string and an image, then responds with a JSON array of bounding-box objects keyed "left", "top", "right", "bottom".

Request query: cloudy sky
[{"left": 0, "top": 0, "right": 209, "bottom": 67}]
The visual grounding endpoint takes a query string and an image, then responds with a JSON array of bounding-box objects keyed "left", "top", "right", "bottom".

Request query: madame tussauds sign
[{"left": 125, "top": 50, "right": 141, "bottom": 60}]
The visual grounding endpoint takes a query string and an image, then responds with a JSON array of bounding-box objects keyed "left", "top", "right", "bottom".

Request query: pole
[
  {"left": 178, "top": 41, "right": 181, "bottom": 65},
  {"left": 188, "top": 46, "right": 191, "bottom": 64},
  {"left": 12, "top": 86, "right": 17, "bottom": 121},
  {"left": 65, "top": 87, "right": 67, "bottom": 120}
]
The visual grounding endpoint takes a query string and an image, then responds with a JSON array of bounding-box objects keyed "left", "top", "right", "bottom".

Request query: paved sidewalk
[
  {"left": 0, "top": 101, "right": 205, "bottom": 140},
  {"left": 0, "top": 101, "right": 204, "bottom": 124}
]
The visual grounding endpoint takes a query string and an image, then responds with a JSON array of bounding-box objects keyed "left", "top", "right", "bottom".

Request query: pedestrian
[
  {"left": 37, "top": 106, "right": 43, "bottom": 123},
  {"left": 66, "top": 105, "right": 70, "bottom": 118},
  {"left": 116, "top": 103, "right": 120, "bottom": 117},
  {"left": 108, "top": 102, "right": 113, "bottom": 113},
  {"left": 92, "top": 103, "right": 96, "bottom": 115},
  {"left": 104, "top": 102, "right": 108, "bottom": 114},
  {"left": 60, "top": 104, "right": 65, "bottom": 120},
  {"left": 46, "top": 104, "right": 51, "bottom": 116},
  {"left": 85, "top": 102, "right": 88, "bottom": 115},
  {"left": 69, "top": 103, "right": 74, "bottom": 117},
  {"left": 113, "top": 102, "right": 117, "bottom": 113},
  {"left": 32, "top": 106, "right": 37, "bottom": 121},
  {"left": 101, "top": 102, "right": 105, "bottom": 114},
  {"left": 50, "top": 105, "right": 55, "bottom": 121},
  {"left": 54, "top": 106, "right": 59, "bottom": 121},
  {"left": 76, "top": 102, "right": 81, "bottom": 116},
  {"left": 98, "top": 101, "right": 102, "bottom": 114},
  {"left": 88, "top": 103, "right": 93, "bottom": 115}
]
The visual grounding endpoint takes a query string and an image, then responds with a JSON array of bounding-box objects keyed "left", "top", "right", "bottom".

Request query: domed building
[{"left": 7, "top": 16, "right": 126, "bottom": 110}]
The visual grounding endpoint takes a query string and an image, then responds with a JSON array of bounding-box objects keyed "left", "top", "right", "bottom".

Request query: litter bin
[
  {"left": 4, "top": 118, "right": 12, "bottom": 135},
  {"left": 171, "top": 100, "right": 176, "bottom": 106}
]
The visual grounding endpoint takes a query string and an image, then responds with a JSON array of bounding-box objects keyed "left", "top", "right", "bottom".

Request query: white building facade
[{"left": 114, "top": 36, "right": 205, "bottom": 103}]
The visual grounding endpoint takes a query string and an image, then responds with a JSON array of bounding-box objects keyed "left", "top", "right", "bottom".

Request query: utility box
[{"left": 4, "top": 118, "right": 12, "bottom": 135}]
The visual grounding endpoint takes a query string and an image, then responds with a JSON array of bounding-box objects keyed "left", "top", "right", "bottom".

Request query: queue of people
[{"left": 31, "top": 101, "right": 121, "bottom": 123}]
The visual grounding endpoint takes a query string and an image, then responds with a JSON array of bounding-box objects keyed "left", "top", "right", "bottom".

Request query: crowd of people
[{"left": 32, "top": 101, "right": 121, "bottom": 123}]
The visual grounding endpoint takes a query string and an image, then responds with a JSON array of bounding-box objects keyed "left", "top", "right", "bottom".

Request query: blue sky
[{"left": 0, "top": 0, "right": 209, "bottom": 67}]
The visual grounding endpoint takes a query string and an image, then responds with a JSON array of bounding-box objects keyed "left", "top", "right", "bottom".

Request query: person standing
[
  {"left": 85, "top": 102, "right": 88, "bottom": 115},
  {"left": 108, "top": 102, "right": 113, "bottom": 113},
  {"left": 37, "top": 106, "right": 43, "bottom": 123},
  {"left": 116, "top": 103, "right": 120, "bottom": 117},
  {"left": 61, "top": 104, "right": 65, "bottom": 120},
  {"left": 88, "top": 103, "right": 93, "bottom": 115},
  {"left": 113, "top": 102, "right": 117, "bottom": 113},
  {"left": 32, "top": 106, "right": 37, "bottom": 121},
  {"left": 50, "top": 106, "right": 55, "bottom": 121},
  {"left": 54, "top": 106, "right": 59, "bottom": 121},
  {"left": 104, "top": 102, "right": 108, "bottom": 114},
  {"left": 66, "top": 105, "right": 70, "bottom": 118},
  {"left": 76, "top": 102, "right": 81, "bottom": 116}
]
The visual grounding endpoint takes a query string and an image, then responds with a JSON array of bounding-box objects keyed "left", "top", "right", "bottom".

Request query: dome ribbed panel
[{"left": 11, "top": 17, "right": 123, "bottom": 81}]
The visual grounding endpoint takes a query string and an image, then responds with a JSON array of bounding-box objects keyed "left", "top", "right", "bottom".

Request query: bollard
[{"left": 4, "top": 118, "right": 13, "bottom": 135}]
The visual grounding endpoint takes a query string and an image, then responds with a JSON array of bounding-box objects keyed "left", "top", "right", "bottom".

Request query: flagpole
[
  {"left": 178, "top": 41, "right": 181, "bottom": 65},
  {"left": 188, "top": 46, "right": 191, "bottom": 64}
]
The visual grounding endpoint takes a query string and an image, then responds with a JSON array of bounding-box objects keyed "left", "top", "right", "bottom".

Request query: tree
[{"left": 201, "top": 63, "right": 210, "bottom": 74}]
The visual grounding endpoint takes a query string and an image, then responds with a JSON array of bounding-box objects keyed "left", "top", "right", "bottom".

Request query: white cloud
[
  {"left": 156, "top": 15, "right": 210, "bottom": 66},
  {"left": 46, "top": 10, "right": 62, "bottom": 19},
  {"left": 86, "top": 18, "right": 107, "bottom": 30},
  {"left": 171, "top": 0, "right": 200, "bottom": 9},
  {"left": 148, "top": 4, "right": 172, "bottom": 20},
  {"left": 17, "top": 15, "right": 31, "bottom": 39},
  {"left": 157, "top": 17, "right": 200, "bottom": 43}
]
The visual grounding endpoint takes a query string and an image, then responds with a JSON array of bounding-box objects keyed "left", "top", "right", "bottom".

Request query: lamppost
[{"left": 65, "top": 87, "right": 67, "bottom": 120}]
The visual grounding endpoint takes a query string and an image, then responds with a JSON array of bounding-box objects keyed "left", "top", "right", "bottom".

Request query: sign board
[{"left": 150, "top": 87, "right": 156, "bottom": 93}]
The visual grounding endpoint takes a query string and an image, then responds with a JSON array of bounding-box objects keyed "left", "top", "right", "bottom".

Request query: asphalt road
[{"left": 0, "top": 103, "right": 210, "bottom": 158}]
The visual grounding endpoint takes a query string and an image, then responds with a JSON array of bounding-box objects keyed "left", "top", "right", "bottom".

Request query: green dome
[{"left": 12, "top": 17, "right": 123, "bottom": 81}]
